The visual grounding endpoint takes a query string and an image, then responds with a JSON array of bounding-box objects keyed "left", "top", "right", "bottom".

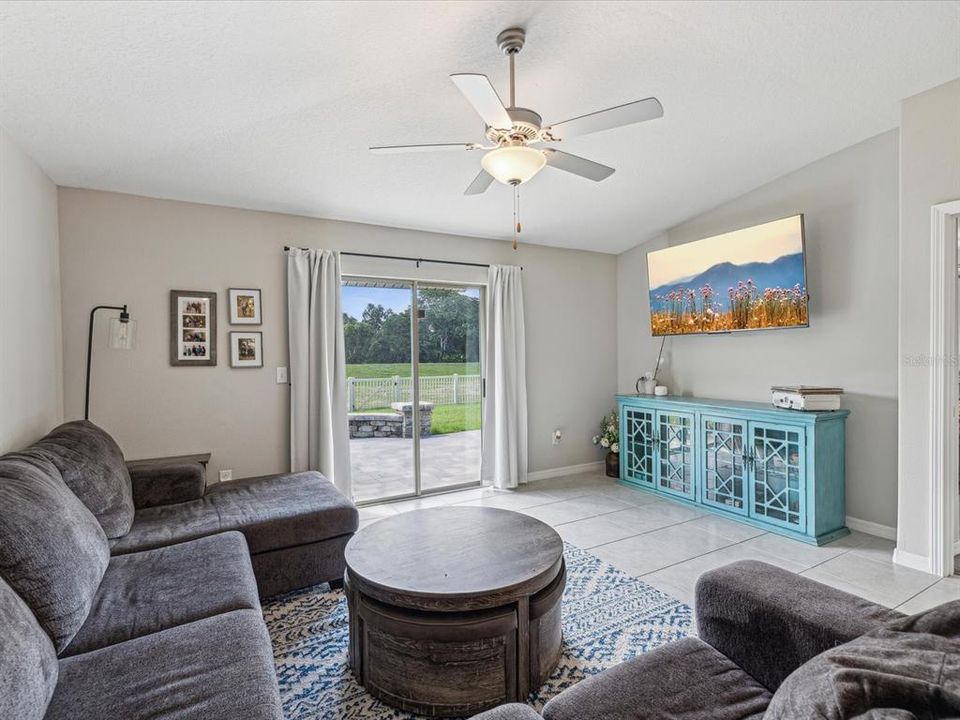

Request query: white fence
[{"left": 347, "top": 374, "right": 482, "bottom": 411}]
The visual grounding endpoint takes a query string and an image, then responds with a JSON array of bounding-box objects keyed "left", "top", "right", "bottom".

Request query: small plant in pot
[{"left": 592, "top": 410, "right": 620, "bottom": 479}]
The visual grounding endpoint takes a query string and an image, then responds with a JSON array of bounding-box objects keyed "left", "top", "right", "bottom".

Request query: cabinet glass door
[
  {"left": 701, "top": 416, "right": 748, "bottom": 515},
  {"left": 622, "top": 407, "right": 655, "bottom": 486},
  {"left": 656, "top": 411, "right": 695, "bottom": 499},
  {"left": 748, "top": 423, "right": 805, "bottom": 531}
]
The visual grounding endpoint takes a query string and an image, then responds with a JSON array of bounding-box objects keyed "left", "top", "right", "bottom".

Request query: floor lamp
[{"left": 85, "top": 304, "right": 136, "bottom": 420}]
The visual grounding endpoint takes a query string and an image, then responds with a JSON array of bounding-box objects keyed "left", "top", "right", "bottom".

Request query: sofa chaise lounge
[{"left": 1, "top": 420, "right": 358, "bottom": 720}]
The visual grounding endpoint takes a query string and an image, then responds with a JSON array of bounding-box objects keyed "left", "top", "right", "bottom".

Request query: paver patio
[{"left": 351, "top": 429, "right": 481, "bottom": 502}]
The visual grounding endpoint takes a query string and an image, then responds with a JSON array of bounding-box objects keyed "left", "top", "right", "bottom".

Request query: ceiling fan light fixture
[{"left": 481, "top": 145, "right": 546, "bottom": 185}]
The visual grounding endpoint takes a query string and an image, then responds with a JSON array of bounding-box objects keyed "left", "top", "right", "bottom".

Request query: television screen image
[{"left": 647, "top": 215, "right": 808, "bottom": 336}]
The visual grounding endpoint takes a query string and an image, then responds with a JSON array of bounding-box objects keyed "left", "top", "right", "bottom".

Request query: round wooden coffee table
[{"left": 344, "top": 506, "right": 565, "bottom": 717}]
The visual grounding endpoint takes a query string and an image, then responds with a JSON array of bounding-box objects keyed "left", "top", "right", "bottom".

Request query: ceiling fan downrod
[
  {"left": 497, "top": 27, "right": 525, "bottom": 110},
  {"left": 499, "top": 28, "right": 526, "bottom": 249}
]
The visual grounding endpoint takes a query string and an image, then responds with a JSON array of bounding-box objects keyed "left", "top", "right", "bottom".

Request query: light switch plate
[{"left": 276, "top": 366, "right": 288, "bottom": 384}]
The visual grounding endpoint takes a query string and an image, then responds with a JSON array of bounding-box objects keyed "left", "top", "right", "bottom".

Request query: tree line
[{"left": 343, "top": 288, "right": 480, "bottom": 364}]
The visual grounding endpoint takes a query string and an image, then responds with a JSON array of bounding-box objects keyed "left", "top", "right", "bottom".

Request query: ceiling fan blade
[
  {"left": 464, "top": 169, "right": 494, "bottom": 195},
  {"left": 369, "top": 143, "right": 479, "bottom": 154},
  {"left": 543, "top": 149, "right": 615, "bottom": 181},
  {"left": 543, "top": 97, "right": 663, "bottom": 141},
  {"left": 450, "top": 74, "right": 514, "bottom": 131}
]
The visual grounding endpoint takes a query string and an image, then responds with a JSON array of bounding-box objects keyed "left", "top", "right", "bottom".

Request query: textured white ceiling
[{"left": 1, "top": 1, "right": 958, "bottom": 253}]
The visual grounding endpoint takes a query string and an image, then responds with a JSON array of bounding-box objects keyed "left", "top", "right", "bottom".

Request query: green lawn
[
  {"left": 349, "top": 402, "right": 481, "bottom": 435},
  {"left": 346, "top": 362, "right": 480, "bottom": 379},
  {"left": 431, "top": 403, "right": 481, "bottom": 435}
]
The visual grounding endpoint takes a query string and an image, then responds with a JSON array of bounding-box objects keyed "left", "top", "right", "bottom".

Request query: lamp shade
[
  {"left": 108, "top": 316, "right": 136, "bottom": 350},
  {"left": 481, "top": 146, "right": 546, "bottom": 185}
]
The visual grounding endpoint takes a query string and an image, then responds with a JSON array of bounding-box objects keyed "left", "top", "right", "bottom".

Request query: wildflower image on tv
[{"left": 647, "top": 215, "right": 808, "bottom": 336}]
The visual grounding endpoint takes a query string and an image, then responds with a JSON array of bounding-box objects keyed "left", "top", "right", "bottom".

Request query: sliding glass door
[
  {"left": 342, "top": 279, "right": 416, "bottom": 503},
  {"left": 342, "top": 277, "right": 482, "bottom": 503},
  {"left": 417, "top": 284, "right": 482, "bottom": 493}
]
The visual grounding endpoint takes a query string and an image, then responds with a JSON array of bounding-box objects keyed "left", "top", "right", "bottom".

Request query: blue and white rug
[{"left": 264, "top": 543, "right": 693, "bottom": 720}]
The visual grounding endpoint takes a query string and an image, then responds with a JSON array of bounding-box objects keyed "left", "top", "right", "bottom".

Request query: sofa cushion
[
  {"left": 63, "top": 531, "right": 261, "bottom": 656},
  {"left": 45, "top": 609, "right": 283, "bottom": 720},
  {"left": 470, "top": 704, "right": 543, "bottom": 719},
  {"left": 766, "top": 599, "right": 960, "bottom": 718},
  {"left": 0, "top": 576, "right": 58, "bottom": 720},
  {"left": 32, "top": 420, "right": 134, "bottom": 538},
  {"left": 126, "top": 457, "right": 206, "bottom": 509},
  {"left": 110, "top": 471, "right": 358, "bottom": 556},
  {"left": 0, "top": 452, "right": 109, "bottom": 653},
  {"left": 542, "top": 636, "right": 771, "bottom": 720}
]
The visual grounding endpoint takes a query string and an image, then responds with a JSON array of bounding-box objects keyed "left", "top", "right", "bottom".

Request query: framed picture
[
  {"left": 230, "top": 331, "right": 263, "bottom": 368},
  {"left": 170, "top": 291, "right": 217, "bottom": 366},
  {"left": 228, "top": 288, "right": 262, "bottom": 325}
]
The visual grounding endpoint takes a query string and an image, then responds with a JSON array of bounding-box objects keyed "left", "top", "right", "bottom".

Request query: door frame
[
  {"left": 923, "top": 200, "right": 960, "bottom": 576},
  {"left": 342, "top": 274, "right": 486, "bottom": 505}
]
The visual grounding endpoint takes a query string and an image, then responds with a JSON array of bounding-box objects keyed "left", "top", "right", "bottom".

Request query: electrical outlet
[
  {"left": 552, "top": 429, "right": 562, "bottom": 445},
  {"left": 276, "top": 366, "right": 288, "bottom": 384},
  {"left": 219, "top": 469, "right": 232, "bottom": 483}
]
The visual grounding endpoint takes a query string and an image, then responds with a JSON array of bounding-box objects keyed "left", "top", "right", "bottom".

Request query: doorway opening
[
  {"left": 955, "top": 215, "right": 960, "bottom": 574},
  {"left": 341, "top": 276, "right": 483, "bottom": 504},
  {"left": 914, "top": 200, "right": 960, "bottom": 577}
]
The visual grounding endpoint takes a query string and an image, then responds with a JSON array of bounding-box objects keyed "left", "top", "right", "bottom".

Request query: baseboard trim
[
  {"left": 845, "top": 516, "right": 897, "bottom": 541},
  {"left": 525, "top": 461, "right": 604, "bottom": 483},
  {"left": 892, "top": 547, "right": 933, "bottom": 574}
]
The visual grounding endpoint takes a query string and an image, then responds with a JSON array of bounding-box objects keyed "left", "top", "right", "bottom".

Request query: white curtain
[
  {"left": 481, "top": 265, "right": 528, "bottom": 489},
  {"left": 286, "top": 248, "right": 352, "bottom": 497}
]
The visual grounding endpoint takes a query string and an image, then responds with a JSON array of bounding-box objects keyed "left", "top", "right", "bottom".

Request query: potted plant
[{"left": 592, "top": 410, "right": 620, "bottom": 479}]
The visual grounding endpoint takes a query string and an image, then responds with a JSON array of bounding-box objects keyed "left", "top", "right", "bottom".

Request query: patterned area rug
[{"left": 264, "top": 543, "right": 693, "bottom": 720}]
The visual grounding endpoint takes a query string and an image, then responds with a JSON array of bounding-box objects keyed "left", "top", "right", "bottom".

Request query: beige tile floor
[{"left": 358, "top": 470, "right": 960, "bottom": 614}]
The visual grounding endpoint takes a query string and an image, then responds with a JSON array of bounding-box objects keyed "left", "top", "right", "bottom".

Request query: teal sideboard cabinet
[{"left": 616, "top": 394, "right": 850, "bottom": 545}]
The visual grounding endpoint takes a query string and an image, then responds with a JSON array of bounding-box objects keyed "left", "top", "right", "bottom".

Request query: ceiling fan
[{"left": 370, "top": 27, "right": 663, "bottom": 247}]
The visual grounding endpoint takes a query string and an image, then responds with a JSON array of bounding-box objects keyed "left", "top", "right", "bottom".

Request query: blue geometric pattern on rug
[{"left": 264, "top": 542, "right": 693, "bottom": 720}]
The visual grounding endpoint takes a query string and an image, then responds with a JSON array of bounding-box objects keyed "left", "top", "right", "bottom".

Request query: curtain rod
[{"left": 283, "top": 247, "right": 521, "bottom": 271}]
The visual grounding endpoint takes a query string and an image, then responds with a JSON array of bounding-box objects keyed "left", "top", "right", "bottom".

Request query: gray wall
[
  {"left": 896, "top": 79, "right": 960, "bottom": 559},
  {"left": 0, "top": 127, "right": 62, "bottom": 452},
  {"left": 57, "top": 188, "right": 618, "bottom": 482},
  {"left": 617, "top": 233, "right": 668, "bottom": 394},
  {"left": 617, "top": 130, "right": 900, "bottom": 530}
]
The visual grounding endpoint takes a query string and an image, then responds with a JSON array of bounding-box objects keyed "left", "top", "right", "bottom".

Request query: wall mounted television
[{"left": 647, "top": 214, "right": 808, "bottom": 336}]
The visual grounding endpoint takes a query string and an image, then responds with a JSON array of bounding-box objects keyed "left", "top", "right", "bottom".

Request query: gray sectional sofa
[
  {"left": 0, "top": 420, "right": 358, "bottom": 720},
  {"left": 472, "top": 561, "right": 960, "bottom": 720}
]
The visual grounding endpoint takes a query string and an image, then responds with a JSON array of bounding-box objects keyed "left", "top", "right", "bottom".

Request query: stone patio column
[{"left": 390, "top": 402, "right": 434, "bottom": 438}]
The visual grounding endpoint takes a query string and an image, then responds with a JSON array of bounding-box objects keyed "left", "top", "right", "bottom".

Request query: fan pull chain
[{"left": 512, "top": 183, "right": 521, "bottom": 250}]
